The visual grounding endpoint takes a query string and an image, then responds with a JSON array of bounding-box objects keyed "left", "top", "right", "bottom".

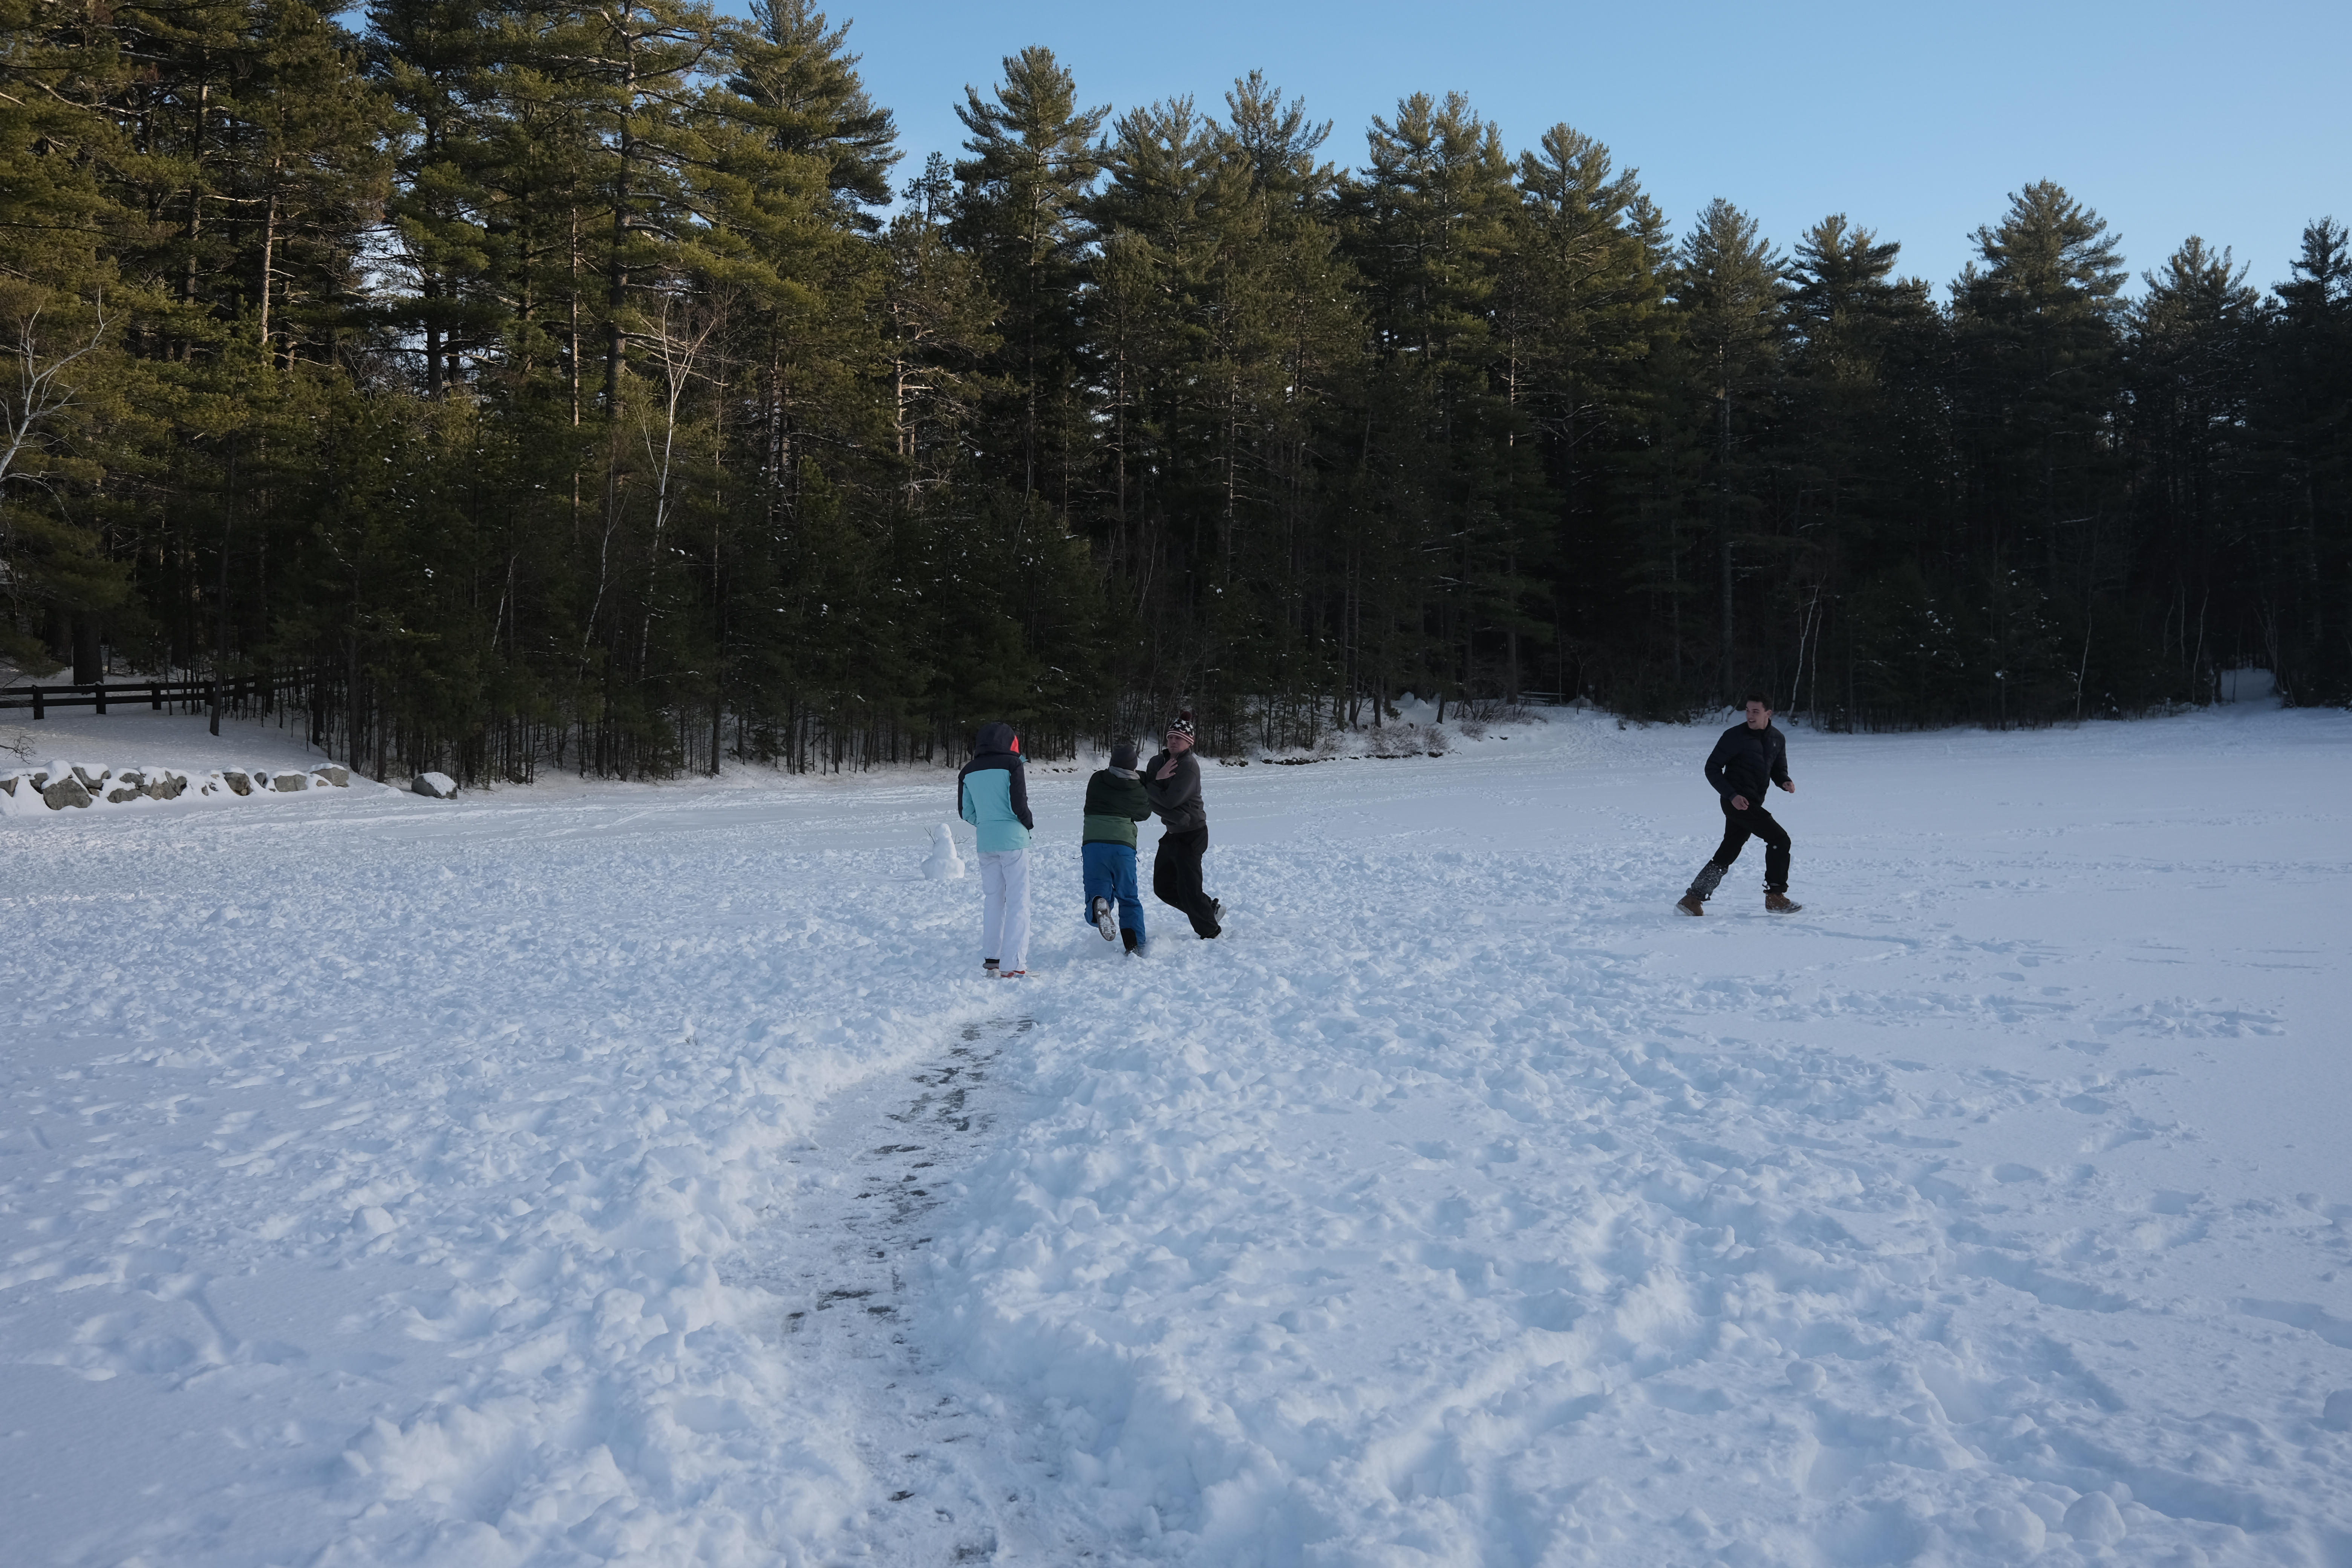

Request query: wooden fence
[{"left": 0, "top": 670, "right": 313, "bottom": 723}]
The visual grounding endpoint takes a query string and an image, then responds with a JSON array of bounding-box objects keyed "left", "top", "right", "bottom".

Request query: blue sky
[{"left": 824, "top": 0, "right": 2347, "bottom": 297}]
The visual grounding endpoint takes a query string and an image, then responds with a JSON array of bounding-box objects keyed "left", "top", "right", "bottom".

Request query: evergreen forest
[{"left": 4, "top": 0, "right": 2348, "bottom": 778}]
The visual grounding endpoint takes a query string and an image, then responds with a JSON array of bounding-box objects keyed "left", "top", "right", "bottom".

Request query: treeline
[{"left": 2, "top": 1, "right": 2347, "bottom": 779}]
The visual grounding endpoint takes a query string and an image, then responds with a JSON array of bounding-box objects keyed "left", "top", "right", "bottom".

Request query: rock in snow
[
  {"left": 2, "top": 701, "right": 2349, "bottom": 1566},
  {"left": 410, "top": 770, "right": 458, "bottom": 799}
]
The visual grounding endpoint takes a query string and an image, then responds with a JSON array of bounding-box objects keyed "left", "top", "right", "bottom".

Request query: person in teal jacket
[
  {"left": 1081, "top": 740, "right": 1152, "bottom": 953},
  {"left": 958, "top": 721, "right": 1034, "bottom": 975}
]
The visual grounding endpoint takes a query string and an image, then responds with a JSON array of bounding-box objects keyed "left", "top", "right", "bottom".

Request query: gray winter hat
[{"left": 1109, "top": 740, "right": 1139, "bottom": 770}]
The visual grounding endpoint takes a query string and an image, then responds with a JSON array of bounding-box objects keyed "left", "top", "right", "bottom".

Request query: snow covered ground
[{"left": 5, "top": 701, "right": 2351, "bottom": 1566}]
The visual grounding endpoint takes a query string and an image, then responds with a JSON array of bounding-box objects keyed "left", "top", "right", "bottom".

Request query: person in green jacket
[{"left": 1081, "top": 740, "right": 1152, "bottom": 953}]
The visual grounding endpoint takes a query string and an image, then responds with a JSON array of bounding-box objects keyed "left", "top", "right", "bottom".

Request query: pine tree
[
  {"left": 2261, "top": 220, "right": 2352, "bottom": 701},
  {"left": 1671, "top": 197, "right": 1786, "bottom": 698},
  {"left": 725, "top": 0, "right": 897, "bottom": 214},
  {"left": 2124, "top": 237, "right": 2263, "bottom": 706},
  {"left": 1338, "top": 92, "right": 1545, "bottom": 715},
  {"left": 951, "top": 46, "right": 1105, "bottom": 505},
  {"left": 1502, "top": 123, "right": 1671, "bottom": 703},
  {"left": 1951, "top": 181, "right": 2126, "bottom": 723},
  {"left": 1784, "top": 214, "right": 1944, "bottom": 722}
]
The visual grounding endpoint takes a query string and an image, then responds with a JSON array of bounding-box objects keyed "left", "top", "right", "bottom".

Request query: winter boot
[
  {"left": 983, "top": 958, "right": 1000, "bottom": 977},
  {"left": 1678, "top": 862, "right": 1726, "bottom": 916},
  {"left": 1766, "top": 891, "right": 1803, "bottom": 914},
  {"left": 1093, "top": 895, "right": 1118, "bottom": 942},
  {"left": 1121, "top": 929, "right": 1142, "bottom": 955}
]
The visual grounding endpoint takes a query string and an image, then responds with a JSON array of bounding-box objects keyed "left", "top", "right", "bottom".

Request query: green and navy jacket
[
  {"left": 1081, "top": 768, "right": 1151, "bottom": 848},
  {"left": 958, "top": 721, "right": 1035, "bottom": 852}
]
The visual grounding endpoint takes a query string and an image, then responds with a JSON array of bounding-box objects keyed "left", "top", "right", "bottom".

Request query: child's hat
[{"left": 1110, "top": 741, "right": 1138, "bottom": 770}]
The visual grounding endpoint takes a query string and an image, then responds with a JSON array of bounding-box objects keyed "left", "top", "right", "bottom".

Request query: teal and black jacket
[{"left": 958, "top": 721, "right": 1035, "bottom": 852}]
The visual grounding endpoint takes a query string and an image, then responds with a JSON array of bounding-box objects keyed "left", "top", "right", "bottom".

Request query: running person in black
[
  {"left": 1144, "top": 709, "right": 1223, "bottom": 939},
  {"left": 1677, "top": 694, "right": 1802, "bottom": 915}
]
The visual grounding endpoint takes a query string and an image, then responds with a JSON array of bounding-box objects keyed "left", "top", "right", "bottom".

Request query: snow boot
[
  {"left": 1093, "top": 895, "right": 1118, "bottom": 942},
  {"left": 1766, "top": 891, "right": 1802, "bottom": 914},
  {"left": 1678, "top": 862, "right": 1726, "bottom": 915},
  {"left": 1121, "top": 929, "right": 1142, "bottom": 955},
  {"left": 983, "top": 958, "right": 1000, "bottom": 977}
]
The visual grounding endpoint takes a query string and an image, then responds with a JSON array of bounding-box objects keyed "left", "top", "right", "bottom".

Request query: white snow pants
[{"left": 978, "top": 848, "right": 1031, "bottom": 971}]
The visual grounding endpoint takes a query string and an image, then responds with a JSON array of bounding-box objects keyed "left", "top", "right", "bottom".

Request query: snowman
[{"left": 922, "top": 822, "right": 965, "bottom": 880}]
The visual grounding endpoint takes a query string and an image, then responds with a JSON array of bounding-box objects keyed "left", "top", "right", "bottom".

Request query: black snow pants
[
  {"left": 1153, "top": 826, "right": 1223, "bottom": 938},
  {"left": 1710, "top": 797, "right": 1792, "bottom": 893}
]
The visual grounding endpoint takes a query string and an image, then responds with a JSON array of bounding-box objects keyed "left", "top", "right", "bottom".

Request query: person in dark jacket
[
  {"left": 1143, "top": 709, "right": 1223, "bottom": 939},
  {"left": 1677, "top": 694, "right": 1802, "bottom": 915},
  {"left": 959, "top": 721, "right": 1037, "bottom": 974},
  {"left": 1081, "top": 741, "right": 1153, "bottom": 953}
]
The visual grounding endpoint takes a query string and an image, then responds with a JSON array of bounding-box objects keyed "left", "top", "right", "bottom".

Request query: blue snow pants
[{"left": 1081, "top": 841, "right": 1146, "bottom": 944}]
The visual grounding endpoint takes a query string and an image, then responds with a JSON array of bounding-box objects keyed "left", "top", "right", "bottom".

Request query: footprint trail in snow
[{"left": 733, "top": 1017, "right": 1058, "bottom": 1565}]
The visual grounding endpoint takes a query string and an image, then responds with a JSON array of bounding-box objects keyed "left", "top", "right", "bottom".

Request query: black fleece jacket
[
  {"left": 1703, "top": 721, "right": 1791, "bottom": 805},
  {"left": 1142, "top": 748, "right": 1206, "bottom": 833}
]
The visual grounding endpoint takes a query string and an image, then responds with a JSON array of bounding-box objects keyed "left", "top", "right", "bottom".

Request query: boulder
[
  {"left": 107, "top": 784, "right": 142, "bottom": 803},
  {"left": 411, "top": 771, "right": 459, "bottom": 799},
  {"left": 43, "top": 776, "right": 91, "bottom": 810},
  {"left": 71, "top": 763, "right": 107, "bottom": 790},
  {"left": 144, "top": 773, "right": 187, "bottom": 801},
  {"left": 314, "top": 764, "right": 350, "bottom": 787},
  {"left": 117, "top": 769, "right": 146, "bottom": 788},
  {"left": 272, "top": 771, "right": 310, "bottom": 792},
  {"left": 222, "top": 770, "right": 253, "bottom": 797},
  {"left": 0, "top": 775, "right": 17, "bottom": 797}
]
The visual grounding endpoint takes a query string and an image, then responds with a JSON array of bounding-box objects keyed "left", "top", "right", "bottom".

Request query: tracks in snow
[{"left": 736, "top": 1016, "right": 1091, "bottom": 1566}]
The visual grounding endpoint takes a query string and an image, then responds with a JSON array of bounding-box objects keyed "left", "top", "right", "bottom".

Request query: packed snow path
[{"left": 4, "top": 703, "right": 2351, "bottom": 1565}]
